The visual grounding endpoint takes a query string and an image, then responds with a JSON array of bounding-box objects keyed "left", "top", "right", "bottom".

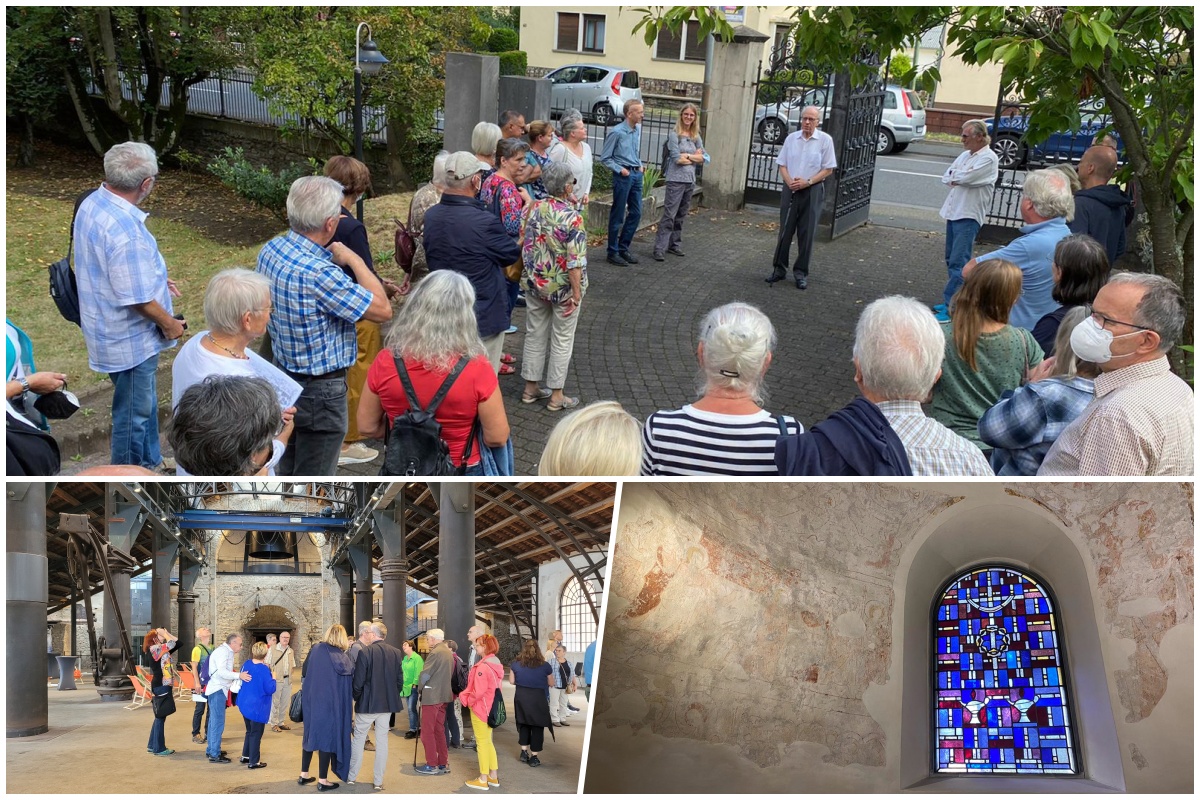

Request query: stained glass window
[{"left": 934, "top": 566, "right": 1077, "bottom": 774}]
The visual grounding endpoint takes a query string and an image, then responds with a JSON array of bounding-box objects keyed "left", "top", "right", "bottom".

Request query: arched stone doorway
[{"left": 241, "top": 604, "right": 302, "bottom": 651}]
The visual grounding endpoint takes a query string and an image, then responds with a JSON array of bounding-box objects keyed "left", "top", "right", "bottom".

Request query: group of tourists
[
  {"left": 6, "top": 103, "right": 1189, "bottom": 478},
  {"left": 140, "top": 622, "right": 590, "bottom": 792}
]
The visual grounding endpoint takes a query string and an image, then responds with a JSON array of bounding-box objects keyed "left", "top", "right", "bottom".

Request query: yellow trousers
[
  {"left": 344, "top": 319, "right": 382, "bottom": 442},
  {"left": 470, "top": 710, "right": 497, "bottom": 773}
]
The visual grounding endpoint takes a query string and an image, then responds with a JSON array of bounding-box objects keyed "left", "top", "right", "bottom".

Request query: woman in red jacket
[{"left": 458, "top": 634, "right": 504, "bottom": 791}]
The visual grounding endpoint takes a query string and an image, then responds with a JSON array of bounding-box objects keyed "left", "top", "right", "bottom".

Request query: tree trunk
[
  {"left": 63, "top": 66, "right": 109, "bottom": 156},
  {"left": 385, "top": 118, "right": 416, "bottom": 190},
  {"left": 17, "top": 115, "right": 36, "bottom": 167}
]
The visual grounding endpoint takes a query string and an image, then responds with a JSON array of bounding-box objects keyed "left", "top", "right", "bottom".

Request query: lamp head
[{"left": 357, "top": 38, "right": 389, "bottom": 77}]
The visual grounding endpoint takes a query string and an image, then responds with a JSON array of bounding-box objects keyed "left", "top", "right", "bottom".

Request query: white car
[
  {"left": 544, "top": 64, "right": 642, "bottom": 125},
  {"left": 754, "top": 84, "right": 927, "bottom": 154}
]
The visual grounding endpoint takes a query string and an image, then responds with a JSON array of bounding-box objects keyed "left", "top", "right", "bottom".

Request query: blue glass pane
[{"left": 933, "top": 567, "right": 1077, "bottom": 775}]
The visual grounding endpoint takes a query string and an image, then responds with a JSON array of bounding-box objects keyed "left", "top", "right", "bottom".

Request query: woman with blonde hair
[
  {"left": 653, "top": 103, "right": 705, "bottom": 261},
  {"left": 298, "top": 624, "right": 354, "bottom": 789},
  {"left": 641, "top": 302, "right": 802, "bottom": 475},
  {"left": 525, "top": 120, "right": 555, "bottom": 200},
  {"left": 539, "top": 401, "right": 642, "bottom": 476},
  {"left": 930, "top": 259, "right": 1044, "bottom": 449}
]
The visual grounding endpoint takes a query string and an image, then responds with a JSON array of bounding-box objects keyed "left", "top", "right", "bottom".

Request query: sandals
[
  {"left": 547, "top": 396, "right": 580, "bottom": 412},
  {"left": 499, "top": 363, "right": 516, "bottom": 375},
  {"left": 500, "top": 353, "right": 517, "bottom": 364},
  {"left": 521, "top": 388, "right": 553, "bottom": 404}
]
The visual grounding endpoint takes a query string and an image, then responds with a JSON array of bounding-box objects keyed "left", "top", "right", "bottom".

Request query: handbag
[
  {"left": 394, "top": 210, "right": 416, "bottom": 275},
  {"left": 152, "top": 686, "right": 177, "bottom": 718},
  {"left": 486, "top": 687, "right": 506, "bottom": 728},
  {"left": 289, "top": 688, "right": 304, "bottom": 723}
]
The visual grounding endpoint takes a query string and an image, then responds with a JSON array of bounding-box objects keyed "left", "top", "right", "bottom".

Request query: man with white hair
[
  {"left": 1040, "top": 272, "right": 1192, "bottom": 476},
  {"left": 74, "top": 141, "right": 184, "bottom": 468},
  {"left": 256, "top": 175, "right": 392, "bottom": 476},
  {"left": 767, "top": 105, "right": 837, "bottom": 290},
  {"left": 853, "top": 296, "right": 993, "bottom": 476},
  {"left": 963, "top": 168, "right": 1073, "bottom": 330},
  {"left": 937, "top": 120, "right": 999, "bottom": 313},
  {"left": 348, "top": 621, "right": 404, "bottom": 790},
  {"left": 415, "top": 628, "right": 455, "bottom": 775}
]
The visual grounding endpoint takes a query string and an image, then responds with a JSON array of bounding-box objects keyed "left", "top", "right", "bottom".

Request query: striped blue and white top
[{"left": 640, "top": 405, "right": 803, "bottom": 476}]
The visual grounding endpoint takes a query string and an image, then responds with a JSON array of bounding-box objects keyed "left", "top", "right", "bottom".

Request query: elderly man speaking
[{"left": 257, "top": 176, "right": 392, "bottom": 475}]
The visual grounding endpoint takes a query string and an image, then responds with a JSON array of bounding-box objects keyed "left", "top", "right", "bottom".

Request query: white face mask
[{"left": 1070, "top": 316, "right": 1144, "bottom": 364}]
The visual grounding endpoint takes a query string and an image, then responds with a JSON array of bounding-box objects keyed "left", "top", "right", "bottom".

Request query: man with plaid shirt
[
  {"left": 257, "top": 176, "right": 392, "bottom": 475},
  {"left": 74, "top": 142, "right": 184, "bottom": 469}
]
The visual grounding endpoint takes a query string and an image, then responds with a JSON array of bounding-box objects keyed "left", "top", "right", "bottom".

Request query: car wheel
[
  {"left": 758, "top": 117, "right": 786, "bottom": 145},
  {"left": 991, "top": 134, "right": 1026, "bottom": 169},
  {"left": 891, "top": 142, "right": 909, "bottom": 153},
  {"left": 876, "top": 128, "right": 895, "bottom": 155},
  {"left": 592, "top": 103, "right": 613, "bottom": 126}
]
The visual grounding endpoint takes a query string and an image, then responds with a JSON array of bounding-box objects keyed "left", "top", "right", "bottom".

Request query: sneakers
[
  {"left": 567, "top": 704, "right": 580, "bottom": 712},
  {"left": 414, "top": 765, "right": 440, "bottom": 776},
  {"left": 487, "top": 778, "right": 500, "bottom": 788},
  {"left": 465, "top": 777, "right": 490, "bottom": 791},
  {"left": 339, "top": 442, "right": 379, "bottom": 465},
  {"left": 652, "top": 251, "right": 665, "bottom": 262},
  {"left": 404, "top": 731, "right": 418, "bottom": 739},
  {"left": 667, "top": 247, "right": 686, "bottom": 257},
  {"left": 527, "top": 755, "right": 541, "bottom": 768},
  {"left": 504, "top": 325, "right": 518, "bottom": 335},
  {"left": 438, "top": 765, "right": 451, "bottom": 774},
  {"left": 154, "top": 749, "right": 175, "bottom": 756},
  {"left": 193, "top": 734, "right": 206, "bottom": 744},
  {"left": 519, "top": 750, "right": 529, "bottom": 763}
]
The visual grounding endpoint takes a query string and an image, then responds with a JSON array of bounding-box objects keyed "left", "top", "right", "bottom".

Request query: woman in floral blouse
[{"left": 519, "top": 163, "right": 588, "bottom": 412}]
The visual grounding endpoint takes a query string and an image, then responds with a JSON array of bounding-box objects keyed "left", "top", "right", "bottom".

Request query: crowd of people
[
  {"left": 7, "top": 105, "right": 1189, "bottom": 478},
  {"left": 143, "top": 622, "right": 593, "bottom": 792}
]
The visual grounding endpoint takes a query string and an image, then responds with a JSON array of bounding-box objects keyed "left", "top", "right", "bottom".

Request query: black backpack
[
  {"left": 381, "top": 355, "right": 475, "bottom": 476},
  {"left": 49, "top": 188, "right": 98, "bottom": 327},
  {"left": 450, "top": 653, "right": 469, "bottom": 696}
]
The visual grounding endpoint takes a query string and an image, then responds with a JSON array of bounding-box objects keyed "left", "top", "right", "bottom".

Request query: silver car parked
[
  {"left": 754, "top": 84, "right": 927, "bottom": 154},
  {"left": 544, "top": 64, "right": 642, "bottom": 125}
]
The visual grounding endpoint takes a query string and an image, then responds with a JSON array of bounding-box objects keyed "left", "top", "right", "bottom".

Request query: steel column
[
  {"left": 347, "top": 540, "right": 374, "bottom": 629},
  {"left": 97, "top": 493, "right": 144, "bottom": 702},
  {"left": 372, "top": 506, "right": 406, "bottom": 646},
  {"left": 333, "top": 564, "right": 355, "bottom": 633},
  {"left": 176, "top": 559, "right": 202, "bottom": 660},
  {"left": 7, "top": 482, "right": 49, "bottom": 737},
  {"left": 437, "top": 483, "right": 475, "bottom": 647},
  {"left": 151, "top": 530, "right": 179, "bottom": 628}
]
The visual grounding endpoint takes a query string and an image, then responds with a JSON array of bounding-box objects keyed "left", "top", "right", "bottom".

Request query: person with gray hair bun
[
  {"left": 519, "top": 161, "right": 590, "bottom": 412},
  {"left": 169, "top": 375, "right": 287, "bottom": 476},
  {"left": 963, "top": 167, "right": 1073, "bottom": 330},
  {"left": 170, "top": 268, "right": 296, "bottom": 475},
  {"left": 74, "top": 140, "right": 185, "bottom": 469},
  {"left": 403, "top": 150, "right": 452, "bottom": 295},
  {"left": 980, "top": 305, "right": 1099, "bottom": 476},
  {"left": 257, "top": 175, "right": 393, "bottom": 476},
  {"left": 641, "top": 302, "right": 802, "bottom": 475},
  {"left": 853, "top": 296, "right": 992, "bottom": 476},
  {"left": 1039, "top": 271, "right": 1192, "bottom": 476}
]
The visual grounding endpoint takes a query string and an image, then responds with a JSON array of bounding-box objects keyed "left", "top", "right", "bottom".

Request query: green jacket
[{"left": 401, "top": 652, "right": 424, "bottom": 696}]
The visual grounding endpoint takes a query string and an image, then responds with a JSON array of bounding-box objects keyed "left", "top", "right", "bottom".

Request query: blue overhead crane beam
[{"left": 175, "top": 510, "right": 351, "bottom": 533}]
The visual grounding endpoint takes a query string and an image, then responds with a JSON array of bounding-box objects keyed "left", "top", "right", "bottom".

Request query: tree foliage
[
  {"left": 6, "top": 7, "right": 72, "bottom": 165},
  {"left": 234, "top": 7, "right": 490, "bottom": 186},
  {"left": 628, "top": 6, "right": 737, "bottom": 47},
  {"left": 207, "top": 147, "right": 316, "bottom": 221}
]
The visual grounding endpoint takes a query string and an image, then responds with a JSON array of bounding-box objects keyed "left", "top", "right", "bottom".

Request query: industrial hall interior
[
  {"left": 587, "top": 481, "right": 1192, "bottom": 794},
  {"left": 8, "top": 481, "right": 613, "bottom": 794}
]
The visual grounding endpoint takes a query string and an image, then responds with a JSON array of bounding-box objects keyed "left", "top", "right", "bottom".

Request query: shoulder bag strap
[
  {"left": 775, "top": 415, "right": 788, "bottom": 436},
  {"left": 458, "top": 416, "right": 482, "bottom": 471},
  {"left": 66, "top": 188, "right": 98, "bottom": 263}
]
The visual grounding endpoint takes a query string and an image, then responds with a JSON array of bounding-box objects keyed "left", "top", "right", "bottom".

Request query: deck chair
[
  {"left": 124, "top": 675, "right": 153, "bottom": 710},
  {"left": 135, "top": 664, "right": 151, "bottom": 683},
  {"left": 175, "top": 665, "right": 197, "bottom": 701}
]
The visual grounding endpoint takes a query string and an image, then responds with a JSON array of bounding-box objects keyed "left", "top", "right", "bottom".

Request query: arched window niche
[
  {"left": 559, "top": 575, "right": 601, "bottom": 652},
  {"left": 895, "top": 497, "right": 1124, "bottom": 792},
  {"left": 933, "top": 565, "right": 1077, "bottom": 775}
]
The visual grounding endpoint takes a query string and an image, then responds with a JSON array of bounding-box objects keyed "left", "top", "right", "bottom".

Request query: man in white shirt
[
  {"left": 268, "top": 630, "right": 296, "bottom": 732},
  {"left": 938, "top": 120, "right": 999, "bottom": 312},
  {"left": 205, "top": 633, "right": 252, "bottom": 762},
  {"left": 768, "top": 106, "right": 837, "bottom": 290}
]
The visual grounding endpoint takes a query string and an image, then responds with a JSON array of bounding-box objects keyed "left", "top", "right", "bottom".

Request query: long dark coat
[{"left": 301, "top": 643, "right": 354, "bottom": 780}]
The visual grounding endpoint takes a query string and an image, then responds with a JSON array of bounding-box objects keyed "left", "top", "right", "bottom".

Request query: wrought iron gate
[{"left": 829, "top": 68, "right": 887, "bottom": 239}]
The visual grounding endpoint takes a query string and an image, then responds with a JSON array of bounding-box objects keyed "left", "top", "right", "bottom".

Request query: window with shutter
[{"left": 557, "top": 12, "right": 580, "bottom": 52}]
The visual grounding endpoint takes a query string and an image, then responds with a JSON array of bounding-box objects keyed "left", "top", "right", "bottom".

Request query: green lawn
[{"left": 5, "top": 190, "right": 262, "bottom": 390}]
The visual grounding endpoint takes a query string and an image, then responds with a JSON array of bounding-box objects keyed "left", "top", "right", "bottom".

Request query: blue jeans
[
  {"left": 148, "top": 713, "right": 166, "bottom": 753},
  {"left": 607, "top": 170, "right": 643, "bottom": 257},
  {"left": 109, "top": 353, "right": 161, "bottom": 468},
  {"left": 943, "top": 218, "right": 981, "bottom": 307},
  {"left": 406, "top": 693, "right": 420, "bottom": 732},
  {"left": 444, "top": 702, "right": 460, "bottom": 747},
  {"left": 205, "top": 689, "right": 227, "bottom": 758}
]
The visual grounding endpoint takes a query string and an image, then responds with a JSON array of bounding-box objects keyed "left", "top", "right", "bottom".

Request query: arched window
[
  {"left": 934, "top": 566, "right": 1078, "bottom": 775},
  {"left": 558, "top": 576, "right": 601, "bottom": 652}
]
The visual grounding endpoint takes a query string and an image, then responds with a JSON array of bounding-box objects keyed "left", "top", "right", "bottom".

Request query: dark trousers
[
  {"left": 301, "top": 749, "right": 332, "bottom": 779},
  {"left": 444, "top": 701, "right": 460, "bottom": 746},
  {"left": 420, "top": 702, "right": 448, "bottom": 767},
  {"left": 278, "top": 374, "right": 348, "bottom": 476},
  {"left": 148, "top": 715, "right": 166, "bottom": 753},
  {"left": 461, "top": 703, "right": 474, "bottom": 742},
  {"left": 517, "top": 723, "right": 545, "bottom": 752},
  {"left": 242, "top": 718, "right": 265, "bottom": 763},
  {"left": 607, "top": 170, "right": 643, "bottom": 256},
  {"left": 772, "top": 183, "right": 824, "bottom": 278},
  {"left": 192, "top": 695, "right": 209, "bottom": 736}
]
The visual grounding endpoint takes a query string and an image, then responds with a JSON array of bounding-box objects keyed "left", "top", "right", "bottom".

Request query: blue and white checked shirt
[
  {"left": 877, "top": 400, "right": 994, "bottom": 476},
  {"left": 599, "top": 121, "right": 642, "bottom": 173},
  {"left": 256, "top": 231, "right": 373, "bottom": 375},
  {"left": 73, "top": 185, "right": 175, "bottom": 373},
  {"left": 979, "top": 376, "right": 1095, "bottom": 476}
]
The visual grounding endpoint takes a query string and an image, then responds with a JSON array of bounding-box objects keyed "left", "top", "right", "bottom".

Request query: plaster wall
[{"left": 586, "top": 482, "right": 1192, "bottom": 793}]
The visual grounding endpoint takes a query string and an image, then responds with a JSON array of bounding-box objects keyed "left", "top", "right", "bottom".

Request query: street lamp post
[{"left": 354, "top": 22, "right": 389, "bottom": 222}]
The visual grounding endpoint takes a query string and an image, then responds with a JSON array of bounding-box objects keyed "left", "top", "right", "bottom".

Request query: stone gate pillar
[
  {"left": 701, "top": 25, "right": 770, "bottom": 210},
  {"left": 444, "top": 53, "right": 500, "bottom": 153}
]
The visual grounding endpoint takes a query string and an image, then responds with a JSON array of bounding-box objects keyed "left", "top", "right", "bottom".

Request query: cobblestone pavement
[{"left": 60, "top": 208, "right": 949, "bottom": 477}]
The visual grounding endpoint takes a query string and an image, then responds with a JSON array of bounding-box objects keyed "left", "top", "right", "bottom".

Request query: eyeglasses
[{"left": 1087, "top": 305, "right": 1153, "bottom": 332}]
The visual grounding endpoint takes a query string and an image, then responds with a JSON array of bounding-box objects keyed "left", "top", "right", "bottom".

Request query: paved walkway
[
  {"left": 7, "top": 679, "right": 585, "bottom": 794},
  {"left": 58, "top": 207, "right": 949, "bottom": 477}
]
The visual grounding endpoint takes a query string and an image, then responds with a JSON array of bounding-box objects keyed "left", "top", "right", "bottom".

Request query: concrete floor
[{"left": 7, "top": 679, "right": 586, "bottom": 794}]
